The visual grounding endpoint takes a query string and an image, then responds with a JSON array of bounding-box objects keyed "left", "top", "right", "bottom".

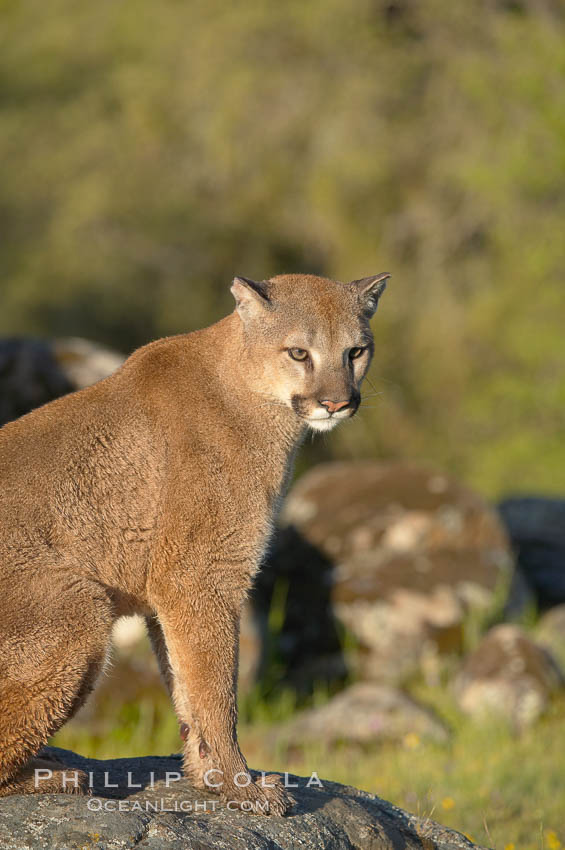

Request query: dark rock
[
  {"left": 0, "top": 338, "right": 74, "bottom": 427},
  {"left": 259, "top": 462, "right": 514, "bottom": 687},
  {"left": 0, "top": 337, "right": 124, "bottom": 428},
  {"left": 454, "top": 624, "right": 564, "bottom": 729},
  {"left": 498, "top": 497, "right": 565, "bottom": 609},
  {"left": 285, "top": 683, "right": 448, "bottom": 747},
  {"left": 0, "top": 746, "right": 487, "bottom": 849},
  {"left": 253, "top": 524, "right": 347, "bottom": 692}
]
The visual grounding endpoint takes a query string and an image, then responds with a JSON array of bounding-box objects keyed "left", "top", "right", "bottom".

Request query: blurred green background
[
  {"left": 2, "top": 2, "right": 565, "bottom": 847},
  {"left": 1, "top": 0, "right": 564, "bottom": 496}
]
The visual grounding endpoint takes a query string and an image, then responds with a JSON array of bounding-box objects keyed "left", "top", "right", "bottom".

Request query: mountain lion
[{"left": 0, "top": 272, "right": 389, "bottom": 814}]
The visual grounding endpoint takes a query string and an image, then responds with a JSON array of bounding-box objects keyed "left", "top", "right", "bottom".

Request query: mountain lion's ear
[
  {"left": 351, "top": 273, "right": 390, "bottom": 317},
  {"left": 231, "top": 276, "right": 271, "bottom": 320}
]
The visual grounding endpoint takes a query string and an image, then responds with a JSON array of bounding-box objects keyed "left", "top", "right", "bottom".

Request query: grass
[
  {"left": 239, "top": 682, "right": 565, "bottom": 850},
  {"left": 51, "top": 639, "right": 565, "bottom": 850}
]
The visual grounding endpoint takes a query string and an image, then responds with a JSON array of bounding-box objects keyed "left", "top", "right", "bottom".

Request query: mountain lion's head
[{"left": 231, "top": 273, "right": 389, "bottom": 432}]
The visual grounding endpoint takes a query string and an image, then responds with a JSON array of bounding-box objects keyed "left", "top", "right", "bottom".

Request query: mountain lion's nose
[{"left": 319, "top": 399, "right": 350, "bottom": 414}]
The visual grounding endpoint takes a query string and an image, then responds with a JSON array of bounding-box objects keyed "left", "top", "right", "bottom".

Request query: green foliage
[{"left": 1, "top": 0, "right": 565, "bottom": 494}]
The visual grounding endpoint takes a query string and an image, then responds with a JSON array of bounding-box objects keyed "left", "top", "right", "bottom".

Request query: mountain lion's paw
[
  {"left": 47, "top": 765, "right": 91, "bottom": 795},
  {"left": 223, "top": 772, "right": 295, "bottom": 816}
]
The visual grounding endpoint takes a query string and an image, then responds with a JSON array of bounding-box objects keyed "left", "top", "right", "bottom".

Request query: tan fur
[{"left": 0, "top": 272, "right": 388, "bottom": 814}]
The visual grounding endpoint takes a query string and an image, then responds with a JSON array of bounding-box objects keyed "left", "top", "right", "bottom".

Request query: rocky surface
[
  {"left": 498, "top": 497, "right": 565, "bottom": 609},
  {"left": 0, "top": 747, "right": 487, "bottom": 850},
  {"left": 536, "top": 604, "right": 565, "bottom": 672},
  {"left": 454, "top": 624, "right": 564, "bottom": 729},
  {"left": 258, "top": 461, "right": 514, "bottom": 687},
  {"left": 285, "top": 682, "right": 448, "bottom": 747}
]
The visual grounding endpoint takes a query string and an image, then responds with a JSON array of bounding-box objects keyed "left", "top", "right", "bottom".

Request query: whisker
[
  {"left": 368, "top": 374, "right": 400, "bottom": 389},
  {"left": 367, "top": 371, "right": 402, "bottom": 390}
]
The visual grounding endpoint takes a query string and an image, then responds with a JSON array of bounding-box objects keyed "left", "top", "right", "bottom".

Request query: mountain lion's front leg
[{"left": 151, "top": 574, "right": 294, "bottom": 816}]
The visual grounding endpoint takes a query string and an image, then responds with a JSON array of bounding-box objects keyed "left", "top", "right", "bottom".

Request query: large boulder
[
  {"left": 53, "top": 338, "right": 125, "bottom": 390},
  {"left": 258, "top": 461, "right": 514, "bottom": 687},
  {"left": 454, "top": 624, "right": 564, "bottom": 729},
  {"left": 285, "top": 682, "right": 448, "bottom": 748},
  {"left": 0, "top": 746, "right": 487, "bottom": 850},
  {"left": 0, "top": 338, "right": 74, "bottom": 426},
  {"left": 535, "top": 604, "right": 565, "bottom": 672},
  {"left": 0, "top": 337, "right": 124, "bottom": 428},
  {"left": 498, "top": 497, "right": 565, "bottom": 609}
]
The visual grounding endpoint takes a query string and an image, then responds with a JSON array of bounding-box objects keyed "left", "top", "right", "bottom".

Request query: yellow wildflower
[
  {"left": 546, "top": 830, "right": 561, "bottom": 850},
  {"left": 403, "top": 733, "right": 420, "bottom": 750}
]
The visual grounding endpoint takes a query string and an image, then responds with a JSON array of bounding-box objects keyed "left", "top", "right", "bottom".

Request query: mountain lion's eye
[
  {"left": 288, "top": 348, "right": 309, "bottom": 362},
  {"left": 349, "top": 347, "right": 365, "bottom": 360}
]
